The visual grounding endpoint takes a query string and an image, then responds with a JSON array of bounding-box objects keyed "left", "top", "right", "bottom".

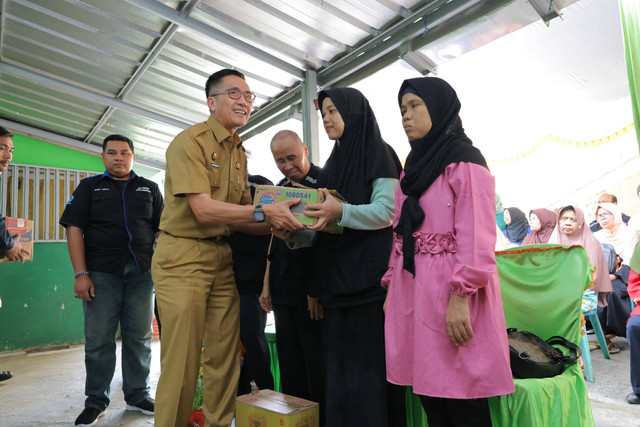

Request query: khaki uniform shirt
[{"left": 159, "top": 115, "right": 251, "bottom": 238}]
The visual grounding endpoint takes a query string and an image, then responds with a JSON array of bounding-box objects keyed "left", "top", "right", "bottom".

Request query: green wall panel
[
  {"left": 0, "top": 242, "right": 84, "bottom": 352},
  {"left": 11, "top": 134, "right": 104, "bottom": 172}
]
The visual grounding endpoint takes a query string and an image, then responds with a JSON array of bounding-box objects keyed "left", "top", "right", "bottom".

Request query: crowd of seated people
[{"left": 502, "top": 191, "right": 639, "bottom": 404}]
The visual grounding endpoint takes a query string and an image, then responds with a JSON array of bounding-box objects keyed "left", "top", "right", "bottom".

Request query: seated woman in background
[
  {"left": 548, "top": 205, "right": 612, "bottom": 311},
  {"left": 593, "top": 202, "right": 639, "bottom": 353},
  {"left": 522, "top": 208, "right": 556, "bottom": 245},
  {"left": 384, "top": 76, "right": 514, "bottom": 427},
  {"left": 503, "top": 207, "right": 530, "bottom": 245}
]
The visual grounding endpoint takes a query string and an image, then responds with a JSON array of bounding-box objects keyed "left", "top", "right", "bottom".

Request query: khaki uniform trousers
[{"left": 152, "top": 232, "right": 240, "bottom": 427}]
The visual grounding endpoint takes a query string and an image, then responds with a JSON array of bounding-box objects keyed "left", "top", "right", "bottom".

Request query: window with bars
[{"left": 0, "top": 164, "right": 99, "bottom": 242}]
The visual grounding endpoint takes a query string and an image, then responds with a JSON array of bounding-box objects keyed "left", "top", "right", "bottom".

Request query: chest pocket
[
  {"left": 209, "top": 168, "right": 220, "bottom": 188},
  {"left": 91, "top": 189, "right": 116, "bottom": 202},
  {"left": 90, "top": 189, "right": 117, "bottom": 218},
  {"left": 134, "top": 190, "right": 153, "bottom": 218}
]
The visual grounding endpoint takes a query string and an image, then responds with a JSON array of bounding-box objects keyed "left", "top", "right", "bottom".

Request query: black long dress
[{"left": 316, "top": 87, "right": 405, "bottom": 427}]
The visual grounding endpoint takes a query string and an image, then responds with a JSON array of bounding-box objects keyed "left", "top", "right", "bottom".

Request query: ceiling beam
[
  {"left": 241, "top": 86, "right": 302, "bottom": 139},
  {"left": 123, "top": 0, "right": 305, "bottom": 79},
  {"left": 0, "top": 117, "right": 165, "bottom": 170},
  {"left": 242, "top": 0, "right": 513, "bottom": 141},
  {"left": 317, "top": 0, "right": 475, "bottom": 87},
  {"left": 242, "top": 0, "right": 349, "bottom": 51},
  {"left": 0, "top": 0, "right": 7, "bottom": 62},
  {"left": 304, "top": 0, "right": 377, "bottom": 36},
  {"left": 0, "top": 61, "right": 191, "bottom": 130},
  {"left": 333, "top": 0, "right": 514, "bottom": 89},
  {"left": 240, "top": 107, "right": 296, "bottom": 142},
  {"left": 84, "top": 0, "right": 200, "bottom": 143},
  {"left": 197, "top": 2, "right": 327, "bottom": 69}
]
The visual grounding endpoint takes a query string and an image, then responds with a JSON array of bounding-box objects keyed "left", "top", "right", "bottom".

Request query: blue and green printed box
[{"left": 253, "top": 185, "right": 343, "bottom": 234}]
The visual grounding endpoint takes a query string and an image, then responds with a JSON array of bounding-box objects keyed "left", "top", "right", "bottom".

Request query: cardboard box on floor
[
  {"left": 253, "top": 185, "right": 344, "bottom": 234},
  {"left": 236, "top": 389, "right": 319, "bottom": 427},
  {"left": 0, "top": 218, "right": 34, "bottom": 262}
]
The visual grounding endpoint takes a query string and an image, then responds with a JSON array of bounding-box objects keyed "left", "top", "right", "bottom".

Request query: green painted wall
[
  {"left": 0, "top": 242, "right": 84, "bottom": 351},
  {"left": 12, "top": 134, "right": 104, "bottom": 172}
]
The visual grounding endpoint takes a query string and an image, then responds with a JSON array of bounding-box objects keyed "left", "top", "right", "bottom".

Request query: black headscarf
[
  {"left": 395, "top": 77, "right": 488, "bottom": 276},
  {"left": 504, "top": 207, "right": 529, "bottom": 244},
  {"left": 314, "top": 88, "right": 401, "bottom": 304},
  {"left": 317, "top": 87, "right": 401, "bottom": 205}
]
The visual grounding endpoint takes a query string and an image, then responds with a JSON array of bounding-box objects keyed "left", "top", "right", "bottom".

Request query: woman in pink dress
[{"left": 383, "top": 77, "right": 514, "bottom": 426}]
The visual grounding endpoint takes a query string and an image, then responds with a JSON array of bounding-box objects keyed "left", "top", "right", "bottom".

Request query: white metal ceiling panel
[{"left": 0, "top": 0, "right": 579, "bottom": 173}]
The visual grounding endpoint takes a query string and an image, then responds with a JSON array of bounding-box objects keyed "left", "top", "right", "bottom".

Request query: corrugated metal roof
[{"left": 0, "top": 0, "right": 579, "bottom": 171}]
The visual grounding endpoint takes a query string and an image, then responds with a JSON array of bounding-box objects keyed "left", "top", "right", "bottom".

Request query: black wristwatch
[{"left": 253, "top": 205, "right": 265, "bottom": 222}]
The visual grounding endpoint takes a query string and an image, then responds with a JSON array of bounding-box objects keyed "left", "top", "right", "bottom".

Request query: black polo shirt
[
  {"left": 269, "top": 164, "right": 322, "bottom": 306},
  {"left": 60, "top": 171, "right": 163, "bottom": 275}
]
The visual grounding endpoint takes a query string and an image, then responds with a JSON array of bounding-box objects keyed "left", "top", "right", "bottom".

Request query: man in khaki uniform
[{"left": 152, "top": 69, "right": 304, "bottom": 427}]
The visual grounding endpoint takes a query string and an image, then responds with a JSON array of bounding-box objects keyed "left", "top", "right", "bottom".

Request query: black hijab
[
  {"left": 317, "top": 87, "right": 401, "bottom": 205},
  {"left": 314, "top": 88, "right": 402, "bottom": 303},
  {"left": 395, "top": 77, "right": 488, "bottom": 276},
  {"left": 505, "top": 207, "right": 529, "bottom": 244}
]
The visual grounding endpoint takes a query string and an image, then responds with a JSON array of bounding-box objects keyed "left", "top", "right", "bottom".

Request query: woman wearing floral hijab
[{"left": 383, "top": 77, "right": 513, "bottom": 426}]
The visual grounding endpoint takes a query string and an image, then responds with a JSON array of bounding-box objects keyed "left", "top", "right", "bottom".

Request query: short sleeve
[
  {"left": 166, "top": 132, "right": 211, "bottom": 196},
  {"left": 60, "top": 179, "right": 92, "bottom": 230}
]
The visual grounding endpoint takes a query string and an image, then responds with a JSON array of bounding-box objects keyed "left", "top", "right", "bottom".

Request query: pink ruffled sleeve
[{"left": 447, "top": 162, "right": 497, "bottom": 297}]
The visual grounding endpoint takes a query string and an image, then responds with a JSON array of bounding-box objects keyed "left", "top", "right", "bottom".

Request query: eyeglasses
[
  {"left": 597, "top": 212, "right": 612, "bottom": 220},
  {"left": 209, "top": 88, "right": 256, "bottom": 103},
  {"left": 559, "top": 216, "right": 577, "bottom": 224}
]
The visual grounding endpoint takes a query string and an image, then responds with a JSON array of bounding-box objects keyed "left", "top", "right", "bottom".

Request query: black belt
[
  {"left": 201, "top": 235, "right": 228, "bottom": 243},
  {"left": 162, "top": 232, "right": 227, "bottom": 243}
]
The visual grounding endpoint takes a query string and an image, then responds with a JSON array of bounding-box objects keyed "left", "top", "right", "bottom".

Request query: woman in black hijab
[
  {"left": 503, "top": 207, "right": 530, "bottom": 244},
  {"left": 303, "top": 87, "right": 405, "bottom": 426},
  {"left": 383, "top": 77, "right": 514, "bottom": 426}
]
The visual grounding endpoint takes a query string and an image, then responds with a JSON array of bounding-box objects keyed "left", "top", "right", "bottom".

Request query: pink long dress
[{"left": 383, "top": 162, "right": 514, "bottom": 399}]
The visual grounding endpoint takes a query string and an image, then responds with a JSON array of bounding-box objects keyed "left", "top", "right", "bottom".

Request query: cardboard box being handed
[{"left": 253, "top": 184, "right": 344, "bottom": 234}]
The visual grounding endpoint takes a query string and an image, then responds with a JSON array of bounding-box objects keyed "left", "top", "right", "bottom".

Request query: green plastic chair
[{"left": 488, "top": 244, "right": 595, "bottom": 427}]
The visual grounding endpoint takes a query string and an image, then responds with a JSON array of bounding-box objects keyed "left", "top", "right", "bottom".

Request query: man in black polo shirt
[
  {"left": 260, "top": 130, "right": 325, "bottom": 415},
  {"left": 60, "top": 134, "right": 163, "bottom": 426}
]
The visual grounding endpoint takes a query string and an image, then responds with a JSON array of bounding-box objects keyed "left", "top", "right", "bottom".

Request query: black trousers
[
  {"left": 273, "top": 304, "right": 325, "bottom": 417},
  {"left": 324, "top": 301, "right": 406, "bottom": 427},
  {"left": 237, "top": 293, "right": 273, "bottom": 395},
  {"left": 598, "top": 277, "right": 631, "bottom": 337},
  {"left": 419, "top": 395, "right": 492, "bottom": 427}
]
